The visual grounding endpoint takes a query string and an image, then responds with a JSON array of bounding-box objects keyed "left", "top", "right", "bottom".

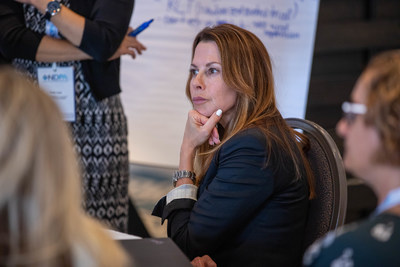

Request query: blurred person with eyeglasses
[{"left": 303, "top": 50, "right": 400, "bottom": 267}]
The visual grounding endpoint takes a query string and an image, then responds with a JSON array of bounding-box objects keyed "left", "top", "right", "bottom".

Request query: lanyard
[{"left": 373, "top": 187, "right": 400, "bottom": 216}]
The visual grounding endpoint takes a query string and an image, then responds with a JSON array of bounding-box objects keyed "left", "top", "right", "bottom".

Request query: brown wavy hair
[
  {"left": 363, "top": 50, "right": 400, "bottom": 165},
  {"left": 185, "top": 24, "right": 315, "bottom": 198}
]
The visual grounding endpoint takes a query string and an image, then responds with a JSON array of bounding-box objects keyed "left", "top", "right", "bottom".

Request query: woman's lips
[{"left": 192, "top": 97, "right": 207, "bottom": 105}]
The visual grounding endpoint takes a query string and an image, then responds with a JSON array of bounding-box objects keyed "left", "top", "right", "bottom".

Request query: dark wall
[
  {"left": 306, "top": 0, "right": 400, "bottom": 153},
  {"left": 306, "top": 0, "right": 400, "bottom": 223}
]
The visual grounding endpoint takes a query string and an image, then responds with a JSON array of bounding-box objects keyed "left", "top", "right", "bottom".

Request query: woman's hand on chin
[{"left": 182, "top": 109, "right": 222, "bottom": 150}]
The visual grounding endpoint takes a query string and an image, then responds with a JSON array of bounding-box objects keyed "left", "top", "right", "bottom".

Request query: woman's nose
[
  {"left": 336, "top": 118, "right": 348, "bottom": 139},
  {"left": 192, "top": 73, "right": 204, "bottom": 90}
]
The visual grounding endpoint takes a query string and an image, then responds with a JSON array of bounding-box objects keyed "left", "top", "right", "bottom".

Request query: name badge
[{"left": 38, "top": 63, "right": 76, "bottom": 122}]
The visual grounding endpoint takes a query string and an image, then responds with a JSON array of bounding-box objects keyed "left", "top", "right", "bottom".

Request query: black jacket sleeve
[
  {"left": 75, "top": 0, "right": 134, "bottom": 61},
  {"left": 0, "top": 0, "right": 43, "bottom": 61},
  {"left": 70, "top": 0, "right": 135, "bottom": 100}
]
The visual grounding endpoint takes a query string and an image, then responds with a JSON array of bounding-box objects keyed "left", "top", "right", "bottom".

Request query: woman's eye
[
  {"left": 207, "top": 68, "right": 218, "bottom": 74},
  {"left": 190, "top": 69, "right": 199, "bottom": 75}
]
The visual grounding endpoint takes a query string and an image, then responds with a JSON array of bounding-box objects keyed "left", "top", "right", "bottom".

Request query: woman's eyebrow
[
  {"left": 190, "top": 62, "right": 221, "bottom": 68},
  {"left": 206, "top": 62, "right": 221, "bottom": 67}
]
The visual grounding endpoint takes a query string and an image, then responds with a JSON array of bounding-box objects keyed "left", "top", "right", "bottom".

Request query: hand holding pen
[
  {"left": 109, "top": 19, "right": 153, "bottom": 60},
  {"left": 109, "top": 26, "right": 147, "bottom": 60},
  {"left": 129, "top": 19, "right": 154, "bottom": 37}
]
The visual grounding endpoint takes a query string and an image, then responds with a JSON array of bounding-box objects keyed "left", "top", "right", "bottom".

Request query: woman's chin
[{"left": 195, "top": 108, "right": 213, "bottom": 118}]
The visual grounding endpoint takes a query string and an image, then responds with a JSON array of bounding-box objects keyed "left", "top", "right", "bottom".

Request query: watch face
[{"left": 47, "top": 1, "right": 61, "bottom": 15}]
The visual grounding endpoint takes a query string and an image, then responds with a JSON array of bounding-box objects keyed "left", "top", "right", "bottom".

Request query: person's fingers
[
  {"left": 121, "top": 37, "right": 146, "bottom": 57},
  {"left": 134, "top": 46, "right": 143, "bottom": 55},
  {"left": 123, "top": 48, "right": 136, "bottom": 59},
  {"left": 202, "top": 255, "right": 217, "bottom": 267},
  {"left": 197, "top": 109, "right": 222, "bottom": 126},
  {"left": 189, "top": 110, "right": 207, "bottom": 127},
  {"left": 135, "top": 45, "right": 146, "bottom": 53},
  {"left": 183, "top": 109, "right": 222, "bottom": 148},
  {"left": 191, "top": 257, "right": 204, "bottom": 267},
  {"left": 132, "top": 45, "right": 146, "bottom": 55},
  {"left": 191, "top": 255, "right": 216, "bottom": 267},
  {"left": 128, "top": 38, "right": 146, "bottom": 50},
  {"left": 208, "top": 136, "right": 214, "bottom": 146},
  {"left": 211, "top": 126, "right": 220, "bottom": 145},
  {"left": 136, "top": 41, "right": 147, "bottom": 51},
  {"left": 202, "top": 109, "right": 222, "bottom": 133},
  {"left": 192, "top": 110, "right": 221, "bottom": 147},
  {"left": 126, "top": 26, "right": 134, "bottom": 34}
]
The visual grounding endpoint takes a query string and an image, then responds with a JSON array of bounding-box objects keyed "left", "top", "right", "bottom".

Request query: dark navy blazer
[{"left": 153, "top": 127, "right": 309, "bottom": 267}]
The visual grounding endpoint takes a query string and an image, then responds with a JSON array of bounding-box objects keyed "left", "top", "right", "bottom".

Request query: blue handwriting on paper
[{"left": 158, "top": 0, "right": 307, "bottom": 40}]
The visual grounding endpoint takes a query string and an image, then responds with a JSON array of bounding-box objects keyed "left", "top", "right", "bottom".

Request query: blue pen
[{"left": 129, "top": 19, "right": 154, "bottom": 37}]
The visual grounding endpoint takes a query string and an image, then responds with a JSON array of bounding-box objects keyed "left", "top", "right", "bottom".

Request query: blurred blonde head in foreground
[{"left": 0, "top": 67, "right": 130, "bottom": 267}]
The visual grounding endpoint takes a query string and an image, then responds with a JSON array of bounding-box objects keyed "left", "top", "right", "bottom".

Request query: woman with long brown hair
[{"left": 153, "top": 23, "right": 314, "bottom": 267}]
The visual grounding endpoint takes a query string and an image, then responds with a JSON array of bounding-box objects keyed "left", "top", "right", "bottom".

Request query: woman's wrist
[
  {"left": 31, "top": 0, "right": 48, "bottom": 13},
  {"left": 174, "top": 177, "right": 195, "bottom": 187},
  {"left": 179, "top": 143, "right": 195, "bottom": 170}
]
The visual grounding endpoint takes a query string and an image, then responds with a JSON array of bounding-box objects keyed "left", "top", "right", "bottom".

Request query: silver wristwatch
[{"left": 172, "top": 170, "right": 196, "bottom": 187}]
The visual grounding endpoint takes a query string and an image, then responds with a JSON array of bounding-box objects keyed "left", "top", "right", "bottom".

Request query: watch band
[
  {"left": 44, "top": 12, "right": 52, "bottom": 21},
  {"left": 172, "top": 170, "right": 196, "bottom": 187}
]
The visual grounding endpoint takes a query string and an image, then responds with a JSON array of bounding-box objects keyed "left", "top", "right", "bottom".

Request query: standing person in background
[
  {"left": 0, "top": 0, "right": 146, "bottom": 232},
  {"left": 153, "top": 23, "right": 315, "bottom": 267},
  {"left": 0, "top": 67, "right": 130, "bottom": 267},
  {"left": 303, "top": 50, "right": 400, "bottom": 266}
]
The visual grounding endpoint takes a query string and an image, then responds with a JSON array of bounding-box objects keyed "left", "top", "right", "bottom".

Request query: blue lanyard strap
[{"left": 374, "top": 187, "right": 400, "bottom": 216}]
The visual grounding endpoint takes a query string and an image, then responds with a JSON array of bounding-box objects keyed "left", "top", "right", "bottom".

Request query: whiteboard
[{"left": 120, "top": 0, "right": 320, "bottom": 167}]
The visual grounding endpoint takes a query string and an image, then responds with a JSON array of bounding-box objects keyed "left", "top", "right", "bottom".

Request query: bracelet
[{"left": 172, "top": 170, "right": 196, "bottom": 187}]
